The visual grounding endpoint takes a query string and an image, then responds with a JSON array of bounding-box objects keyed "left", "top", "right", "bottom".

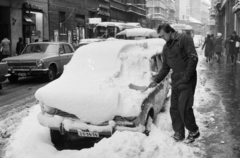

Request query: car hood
[
  {"left": 3, "top": 53, "right": 54, "bottom": 61},
  {"left": 35, "top": 39, "right": 166, "bottom": 125}
]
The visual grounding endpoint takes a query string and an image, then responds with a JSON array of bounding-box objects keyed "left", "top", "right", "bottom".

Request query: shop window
[{"left": 59, "top": 12, "right": 67, "bottom": 35}]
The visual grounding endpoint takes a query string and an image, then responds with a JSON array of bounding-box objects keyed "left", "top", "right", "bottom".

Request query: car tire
[
  {"left": 144, "top": 114, "right": 153, "bottom": 136},
  {"left": 8, "top": 74, "right": 19, "bottom": 83},
  {"left": 50, "top": 129, "right": 65, "bottom": 146},
  {"left": 45, "top": 65, "right": 57, "bottom": 82}
]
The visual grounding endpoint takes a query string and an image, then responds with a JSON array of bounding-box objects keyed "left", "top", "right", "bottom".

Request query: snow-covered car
[
  {"left": 74, "top": 38, "right": 105, "bottom": 50},
  {"left": 35, "top": 39, "right": 170, "bottom": 149},
  {"left": 2, "top": 42, "right": 75, "bottom": 82},
  {"left": 0, "top": 62, "right": 10, "bottom": 90}
]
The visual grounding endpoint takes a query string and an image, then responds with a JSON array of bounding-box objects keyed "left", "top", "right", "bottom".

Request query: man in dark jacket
[
  {"left": 16, "top": 37, "right": 24, "bottom": 56},
  {"left": 230, "top": 31, "right": 240, "bottom": 64},
  {"left": 148, "top": 24, "right": 199, "bottom": 144}
]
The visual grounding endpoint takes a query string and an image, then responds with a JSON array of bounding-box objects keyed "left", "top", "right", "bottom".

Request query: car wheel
[
  {"left": 144, "top": 114, "right": 153, "bottom": 136},
  {"left": 45, "top": 65, "right": 57, "bottom": 82},
  {"left": 8, "top": 74, "right": 19, "bottom": 83},
  {"left": 50, "top": 129, "right": 65, "bottom": 146}
]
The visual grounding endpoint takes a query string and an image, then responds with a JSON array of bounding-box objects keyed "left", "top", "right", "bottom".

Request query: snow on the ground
[{"left": 3, "top": 100, "right": 203, "bottom": 158}]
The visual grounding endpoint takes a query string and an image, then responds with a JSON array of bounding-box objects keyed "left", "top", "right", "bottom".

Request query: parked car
[
  {"left": 36, "top": 39, "right": 170, "bottom": 150},
  {"left": 0, "top": 62, "right": 10, "bottom": 90},
  {"left": 1, "top": 42, "right": 75, "bottom": 82}
]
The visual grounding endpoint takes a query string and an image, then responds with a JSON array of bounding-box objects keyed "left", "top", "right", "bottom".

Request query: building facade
[
  {"left": 212, "top": 0, "right": 238, "bottom": 39},
  {"left": 0, "top": 0, "right": 49, "bottom": 56},
  {"left": 0, "top": 0, "right": 147, "bottom": 55},
  {"left": 146, "top": 0, "right": 176, "bottom": 29}
]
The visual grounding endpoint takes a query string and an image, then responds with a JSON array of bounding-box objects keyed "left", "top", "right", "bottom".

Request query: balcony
[
  {"left": 99, "top": 4, "right": 110, "bottom": 10},
  {"left": 149, "top": 13, "right": 167, "bottom": 21},
  {"left": 110, "top": 0, "right": 126, "bottom": 12},
  {"left": 126, "top": 2, "right": 147, "bottom": 17},
  {"left": 146, "top": 0, "right": 167, "bottom": 9},
  {"left": 210, "top": 9, "right": 216, "bottom": 17},
  {"left": 168, "top": 2, "right": 176, "bottom": 12},
  {"left": 214, "top": 0, "right": 221, "bottom": 8},
  {"left": 126, "top": 0, "right": 145, "bottom": 9},
  {"left": 233, "top": 1, "right": 240, "bottom": 14}
]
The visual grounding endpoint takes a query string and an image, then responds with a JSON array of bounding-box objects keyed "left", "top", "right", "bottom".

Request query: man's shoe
[
  {"left": 184, "top": 130, "right": 200, "bottom": 144},
  {"left": 172, "top": 132, "right": 185, "bottom": 142}
]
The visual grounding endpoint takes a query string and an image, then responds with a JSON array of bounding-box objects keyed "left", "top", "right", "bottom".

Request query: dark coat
[
  {"left": 225, "top": 37, "right": 235, "bottom": 55},
  {"left": 202, "top": 38, "right": 213, "bottom": 57},
  {"left": 154, "top": 32, "right": 198, "bottom": 88},
  {"left": 229, "top": 35, "right": 240, "bottom": 55},
  {"left": 16, "top": 40, "right": 24, "bottom": 55},
  {"left": 214, "top": 37, "right": 223, "bottom": 53}
]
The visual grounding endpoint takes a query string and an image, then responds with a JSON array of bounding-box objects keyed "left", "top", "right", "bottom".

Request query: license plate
[
  {"left": 18, "top": 73, "right": 26, "bottom": 77},
  {"left": 77, "top": 130, "right": 99, "bottom": 138}
]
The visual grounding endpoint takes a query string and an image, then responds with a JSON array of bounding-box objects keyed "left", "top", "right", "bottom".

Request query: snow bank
[
  {"left": 35, "top": 39, "right": 165, "bottom": 124},
  {"left": 5, "top": 101, "right": 201, "bottom": 158}
]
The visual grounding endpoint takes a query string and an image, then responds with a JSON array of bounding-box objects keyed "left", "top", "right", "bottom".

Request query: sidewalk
[{"left": 195, "top": 50, "right": 240, "bottom": 158}]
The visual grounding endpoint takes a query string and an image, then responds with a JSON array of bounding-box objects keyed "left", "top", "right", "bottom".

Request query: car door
[
  {"left": 63, "top": 44, "right": 74, "bottom": 64},
  {"left": 59, "top": 44, "right": 74, "bottom": 73}
]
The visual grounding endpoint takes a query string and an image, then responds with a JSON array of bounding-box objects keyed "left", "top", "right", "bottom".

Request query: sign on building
[{"left": 89, "top": 18, "right": 102, "bottom": 24}]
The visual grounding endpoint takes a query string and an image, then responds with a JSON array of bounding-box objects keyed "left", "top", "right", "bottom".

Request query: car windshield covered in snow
[{"left": 22, "top": 44, "right": 58, "bottom": 54}]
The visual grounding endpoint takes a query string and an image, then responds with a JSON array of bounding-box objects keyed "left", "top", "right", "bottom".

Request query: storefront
[{"left": 22, "top": 2, "right": 45, "bottom": 44}]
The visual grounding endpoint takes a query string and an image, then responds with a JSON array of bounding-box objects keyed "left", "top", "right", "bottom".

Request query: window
[
  {"left": 59, "top": 12, "right": 67, "bottom": 34},
  {"left": 64, "top": 45, "right": 73, "bottom": 53},
  {"left": 59, "top": 45, "right": 65, "bottom": 54}
]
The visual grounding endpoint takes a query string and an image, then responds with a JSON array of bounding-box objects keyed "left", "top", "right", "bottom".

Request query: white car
[{"left": 36, "top": 39, "right": 170, "bottom": 149}]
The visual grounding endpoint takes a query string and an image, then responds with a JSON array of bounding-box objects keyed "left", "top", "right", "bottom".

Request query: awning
[
  {"left": 189, "top": 16, "right": 202, "bottom": 24},
  {"left": 220, "top": 0, "right": 228, "bottom": 10},
  {"left": 24, "top": 16, "right": 34, "bottom": 23},
  {"left": 75, "top": 18, "right": 85, "bottom": 26}
]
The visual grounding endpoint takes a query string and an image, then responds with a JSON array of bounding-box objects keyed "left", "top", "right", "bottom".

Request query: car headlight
[
  {"left": 1, "top": 60, "right": 7, "bottom": 63},
  {"left": 36, "top": 60, "right": 43, "bottom": 68}
]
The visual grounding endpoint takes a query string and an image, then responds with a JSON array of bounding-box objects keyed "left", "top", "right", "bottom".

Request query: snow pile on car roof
[
  {"left": 117, "top": 28, "right": 158, "bottom": 38},
  {"left": 35, "top": 39, "right": 165, "bottom": 125}
]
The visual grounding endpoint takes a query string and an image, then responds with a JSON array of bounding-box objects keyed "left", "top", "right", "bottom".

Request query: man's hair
[
  {"left": 233, "top": 31, "right": 237, "bottom": 35},
  {"left": 157, "top": 23, "right": 175, "bottom": 34}
]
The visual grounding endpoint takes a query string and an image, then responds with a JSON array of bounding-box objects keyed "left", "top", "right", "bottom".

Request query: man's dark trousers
[{"left": 170, "top": 71, "right": 198, "bottom": 136}]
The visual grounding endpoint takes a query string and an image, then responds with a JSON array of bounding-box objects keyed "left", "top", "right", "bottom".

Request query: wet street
[{"left": 196, "top": 50, "right": 240, "bottom": 158}]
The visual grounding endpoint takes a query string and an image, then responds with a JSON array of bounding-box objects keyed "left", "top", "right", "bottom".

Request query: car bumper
[
  {"left": 8, "top": 68, "right": 49, "bottom": 76},
  {"left": 37, "top": 112, "right": 145, "bottom": 138}
]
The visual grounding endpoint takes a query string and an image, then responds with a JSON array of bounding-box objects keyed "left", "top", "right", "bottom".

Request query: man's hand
[{"left": 148, "top": 81, "right": 158, "bottom": 88}]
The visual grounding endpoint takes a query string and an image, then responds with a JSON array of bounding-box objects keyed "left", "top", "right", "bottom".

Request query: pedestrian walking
[
  {"left": 0, "top": 37, "right": 11, "bottom": 61},
  {"left": 224, "top": 35, "right": 231, "bottom": 61},
  {"left": 229, "top": 31, "right": 240, "bottom": 64},
  {"left": 16, "top": 37, "right": 24, "bottom": 56},
  {"left": 213, "top": 33, "right": 224, "bottom": 63},
  {"left": 148, "top": 24, "right": 200, "bottom": 144},
  {"left": 202, "top": 34, "right": 213, "bottom": 63}
]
